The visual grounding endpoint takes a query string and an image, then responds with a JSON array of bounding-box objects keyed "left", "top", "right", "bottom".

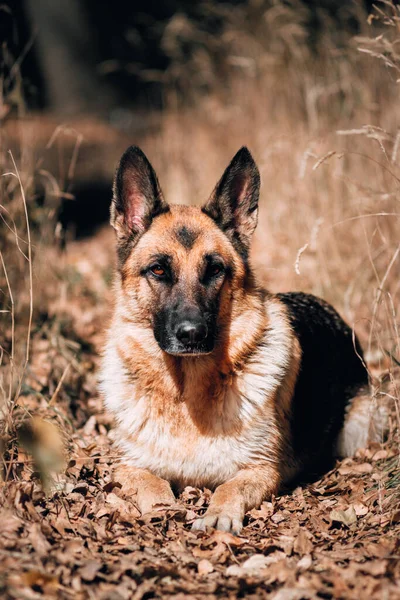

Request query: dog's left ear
[{"left": 202, "top": 147, "right": 260, "bottom": 256}]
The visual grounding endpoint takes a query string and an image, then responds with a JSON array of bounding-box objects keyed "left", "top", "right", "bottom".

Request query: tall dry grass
[{"left": 0, "top": 0, "right": 399, "bottom": 481}]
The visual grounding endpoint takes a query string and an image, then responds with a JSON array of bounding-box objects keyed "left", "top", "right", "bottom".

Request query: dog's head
[{"left": 111, "top": 146, "right": 260, "bottom": 356}]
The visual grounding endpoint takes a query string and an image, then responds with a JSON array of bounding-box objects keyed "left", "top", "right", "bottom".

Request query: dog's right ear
[{"left": 111, "top": 146, "right": 169, "bottom": 246}]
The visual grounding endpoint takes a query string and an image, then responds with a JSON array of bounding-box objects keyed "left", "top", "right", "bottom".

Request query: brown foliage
[{"left": 0, "top": 1, "right": 400, "bottom": 598}]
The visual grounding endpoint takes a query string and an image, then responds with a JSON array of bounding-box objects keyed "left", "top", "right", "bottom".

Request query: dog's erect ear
[
  {"left": 202, "top": 147, "right": 260, "bottom": 257},
  {"left": 111, "top": 146, "right": 169, "bottom": 245}
]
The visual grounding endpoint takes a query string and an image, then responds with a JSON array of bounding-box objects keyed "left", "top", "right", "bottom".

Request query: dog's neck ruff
[
  {"left": 102, "top": 297, "right": 293, "bottom": 415},
  {"left": 100, "top": 298, "right": 296, "bottom": 488}
]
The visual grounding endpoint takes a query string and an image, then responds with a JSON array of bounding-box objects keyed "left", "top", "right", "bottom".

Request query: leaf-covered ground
[{"left": 1, "top": 229, "right": 399, "bottom": 600}]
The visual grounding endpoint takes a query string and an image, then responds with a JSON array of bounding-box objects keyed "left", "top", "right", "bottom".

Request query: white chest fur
[{"left": 100, "top": 302, "right": 293, "bottom": 489}]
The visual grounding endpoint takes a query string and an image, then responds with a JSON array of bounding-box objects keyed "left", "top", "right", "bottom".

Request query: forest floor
[
  {"left": 2, "top": 0, "right": 400, "bottom": 594},
  {"left": 0, "top": 225, "right": 399, "bottom": 600}
]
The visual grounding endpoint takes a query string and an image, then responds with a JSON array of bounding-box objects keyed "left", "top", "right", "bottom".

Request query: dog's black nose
[{"left": 176, "top": 321, "right": 207, "bottom": 345}]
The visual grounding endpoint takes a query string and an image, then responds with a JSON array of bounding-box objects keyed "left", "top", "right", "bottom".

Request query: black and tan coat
[{"left": 100, "top": 146, "right": 384, "bottom": 533}]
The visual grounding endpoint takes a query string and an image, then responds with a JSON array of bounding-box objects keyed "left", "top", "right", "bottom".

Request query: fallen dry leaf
[
  {"left": 297, "top": 554, "right": 312, "bottom": 572},
  {"left": 330, "top": 505, "right": 357, "bottom": 527},
  {"left": 353, "top": 502, "right": 369, "bottom": 516},
  {"left": 271, "top": 586, "right": 315, "bottom": 599},
  {"left": 293, "top": 529, "right": 313, "bottom": 555},
  {"left": 197, "top": 559, "right": 214, "bottom": 575},
  {"left": 79, "top": 559, "right": 103, "bottom": 582},
  {"left": 226, "top": 552, "right": 287, "bottom": 577},
  {"left": 8, "top": 570, "right": 59, "bottom": 596},
  {"left": 210, "top": 529, "right": 247, "bottom": 546}
]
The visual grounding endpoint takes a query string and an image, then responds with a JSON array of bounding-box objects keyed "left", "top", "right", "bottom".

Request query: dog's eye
[
  {"left": 150, "top": 264, "right": 165, "bottom": 277},
  {"left": 211, "top": 264, "right": 223, "bottom": 276},
  {"left": 204, "top": 263, "right": 224, "bottom": 281}
]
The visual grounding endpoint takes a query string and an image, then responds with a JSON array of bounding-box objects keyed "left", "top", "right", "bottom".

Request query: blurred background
[
  {"left": 4, "top": 1, "right": 378, "bottom": 113},
  {"left": 0, "top": 0, "right": 399, "bottom": 430},
  {"left": 1, "top": 4, "right": 400, "bottom": 594}
]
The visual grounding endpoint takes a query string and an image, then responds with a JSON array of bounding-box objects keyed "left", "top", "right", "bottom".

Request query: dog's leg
[
  {"left": 114, "top": 464, "right": 176, "bottom": 514},
  {"left": 192, "top": 466, "right": 279, "bottom": 534}
]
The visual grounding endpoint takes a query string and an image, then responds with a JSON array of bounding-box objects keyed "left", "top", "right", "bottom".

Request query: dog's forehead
[{"left": 144, "top": 205, "right": 229, "bottom": 252}]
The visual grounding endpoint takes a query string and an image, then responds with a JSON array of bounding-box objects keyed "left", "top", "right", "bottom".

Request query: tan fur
[
  {"left": 100, "top": 205, "right": 306, "bottom": 532},
  {"left": 100, "top": 144, "right": 382, "bottom": 533}
]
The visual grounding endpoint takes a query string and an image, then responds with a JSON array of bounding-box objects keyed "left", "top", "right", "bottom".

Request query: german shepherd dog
[{"left": 101, "top": 146, "right": 383, "bottom": 533}]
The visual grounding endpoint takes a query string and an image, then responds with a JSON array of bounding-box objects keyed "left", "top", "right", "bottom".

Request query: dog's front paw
[
  {"left": 192, "top": 506, "right": 244, "bottom": 534},
  {"left": 115, "top": 465, "right": 176, "bottom": 515},
  {"left": 137, "top": 480, "right": 176, "bottom": 515}
]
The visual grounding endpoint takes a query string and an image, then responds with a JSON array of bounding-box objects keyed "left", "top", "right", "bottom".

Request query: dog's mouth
[
  {"left": 164, "top": 346, "right": 214, "bottom": 357},
  {"left": 155, "top": 335, "right": 215, "bottom": 357},
  {"left": 160, "top": 340, "right": 214, "bottom": 357}
]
